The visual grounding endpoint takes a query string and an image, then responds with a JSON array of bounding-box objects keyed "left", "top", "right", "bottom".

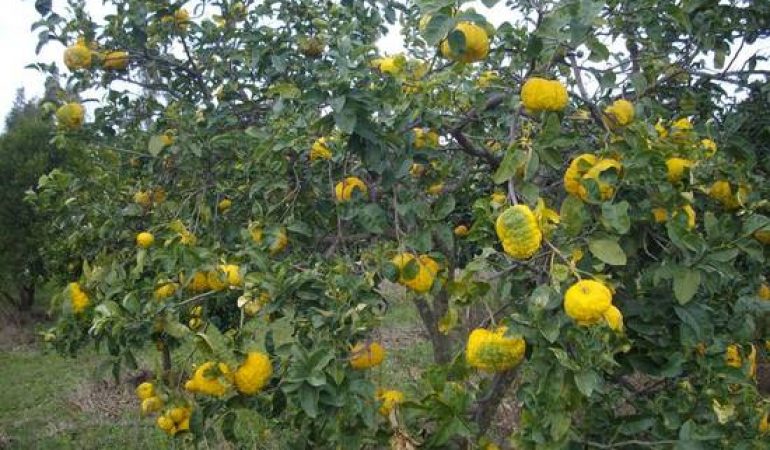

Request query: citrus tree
[{"left": 28, "top": 0, "right": 770, "bottom": 448}]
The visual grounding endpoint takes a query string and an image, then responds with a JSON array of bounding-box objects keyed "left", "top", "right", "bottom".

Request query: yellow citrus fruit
[
  {"left": 350, "top": 342, "right": 385, "bottom": 369},
  {"left": 391, "top": 253, "right": 439, "bottom": 293},
  {"left": 141, "top": 396, "right": 164, "bottom": 415},
  {"left": 581, "top": 158, "right": 622, "bottom": 200},
  {"left": 440, "top": 22, "right": 489, "bottom": 63},
  {"left": 564, "top": 279, "right": 613, "bottom": 325},
  {"left": 652, "top": 208, "right": 668, "bottom": 223},
  {"left": 426, "top": 183, "right": 444, "bottom": 196},
  {"left": 413, "top": 128, "right": 440, "bottom": 149},
  {"left": 135, "top": 382, "right": 155, "bottom": 400},
  {"left": 376, "top": 389, "right": 405, "bottom": 416},
  {"left": 69, "top": 282, "right": 90, "bottom": 314},
  {"left": 154, "top": 283, "right": 178, "bottom": 301},
  {"left": 521, "top": 77, "right": 569, "bottom": 112},
  {"left": 758, "top": 283, "right": 770, "bottom": 300},
  {"left": 496, "top": 204, "right": 542, "bottom": 260},
  {"left": 269, "top": 227, "right": 288, "bottom": 255},
  {"left": 133, "top": 190, "right": 152, "bottom": 208},
  {"left": 755, "top": 230, "right": 770, "bottom": 245},
  {"left": 665, "top": 158, "right": 692, "bottom": 183},
  {"left": 217, "top": 198, "right": 232, "bottom": 213},
  {"left": 184, "top": 362, "right": 231, "bottom": 397},
  {"left": 602, "top": 305, "right": 624, "bottom": 332},
  {"left": 310, "top": 137, "right": 332, "bottom": 161},
  {"left": 454, "top": 225, "right": 469, "bottom": 237},
  {"left": 700, "top": 138, "right": 717, "bottom": 157},
  {"left": 136, "top": 231, "right": 154, "bottom": 248},
  {"left": 335, "top": 177, "right": 368, "bottom": 202},
  {"left": 603, "top": 99, "right": 634, "bottom": 126},
  {"left": 233, "top": 352, "right": 272, "bottom": 395},
  {"left": 63, "top": 39, "right": 92, "bottom": 70},
  {"left": 465, "top": 327, "right": 526, "bottom": 372},
  {"left": 564, "top": 154, "right": 598, "bottom": 197},
  {"left": 56, "top": 103, "right": 85, "bottom": 130},
  {"left": 102, "top": 51, "right": 129, "bottom": 70}
]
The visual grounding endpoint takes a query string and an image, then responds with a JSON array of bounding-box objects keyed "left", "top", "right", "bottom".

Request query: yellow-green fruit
[
  {"left": 56, "top": 103, "right": 85, "bottom": 129},
  {"left": 391, "top": 253, "right": 439, "bottom": 293},
  {"left": 454, "top": 225, "right": 469, "bottom": 237},
  {"left": 603, "top": 305, "right": 624, "bottom": 332},
  {"left": 521, "top": 77, "right": 569, "bottom": 112},
  {"left": 136, "top": 382, "right": 155, "bottom": 400},
  {"left": 103, "top": 51, "right": 129, "bottom": 70},
  {"left": 465, "top": 327, "right": 526, "bottom": 372},
  {"left": 440, "top": 22, "right": 489, "bottom": 64},
  {"left": 579, "top": 158, "right": 622, "bottom": 201},
  {"left": 666, "top": 158, "right": 692, "bottom": 183},
  {"left": 495, "top": 205, "right": 542, "bottom": 260},
  {"left": 141, "top": 396, "right": 164, "bottom": 415},
  {"left": 64, "top": 39, "right": 92, "bottom": 70},
  {"left": 350, "top": 342, "right": 385, "bottom": 369},
  {"left": 217, "top": 198, "right": 232, "bottom": 213},
  {"left": 136, "top": 231, "right": 154, "bottom": 248},
  {"left": 564, "top": 154, "right": 598, "bottom": 197},
  {"left": 335, "top": 177, "right": 368, "bottom": 202},
  {"left": 233, "top": 352, "right": 273, "bottom": 395},
  {"left": 604, "top": 99, "right": 634, "bottom": 126},
  {"left": 563, "top": 280, "right": 612, "bottom": 325},
  {"left": 758, "top": 283, "right": 770, "bottom": 300}
]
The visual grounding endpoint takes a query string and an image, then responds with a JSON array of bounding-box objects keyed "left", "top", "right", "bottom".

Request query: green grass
[
  {"left": 0, "top": 348, "right": 166, "bottom": 449},
  {"left": 0, "top": 294, "right": 432, "bottom": 449}
]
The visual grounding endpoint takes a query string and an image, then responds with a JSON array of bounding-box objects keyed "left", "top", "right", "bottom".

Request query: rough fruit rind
[
  {"left": 521, "top": 77, "right": 568, "bottom": 112},
  {"left": 495, "top": 205, "right": 542, "bottom": 260},
  {"left": 233, "top": 352, "right": 272, "bottom": 395},
  {"left": 439, "top": 22, "right": 489, "bottom": 63},
  {"left": 466, "top": 327, "right": 526, "bottom": 372},
  {"left": 350, "top": 342, "right": 385, "bottom": 369},
  {"left": 564, "top": 280, "right": 613, "bottom": 324}
]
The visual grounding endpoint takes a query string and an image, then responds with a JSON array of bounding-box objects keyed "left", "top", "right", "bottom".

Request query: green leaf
[
  {"left": 148, "top": 135, "right": 166, "bottom": 156},
  {"left": 432, "top": 195, "right": 456, "bottom": 220},
  {"left": 589, "top": 238, "right": 626, "bottom": 266},
  {"left": 560, "top": 196, "right": 588, "bottom": 237},
  {"left": 299, "top": 385, "right": 319, "bottom": 418},
  {"left": 492, "top": 146, "right": 523, "bottom": 184},
  {"left": 574, "top": 370, "right": 600, "bottom": 397},
  {"left": 601, "top": 201, "right": 630, "bottom": 234},
  {"left": 673, "top": 268, "right": 700, "bottom": 304},
  {"left": 421, "top": 13, "right": 453, "bottom": 46}
]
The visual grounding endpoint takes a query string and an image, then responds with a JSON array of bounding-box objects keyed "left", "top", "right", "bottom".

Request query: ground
[{"left": 0, "top": 283, "right": 527, "bottom": 449}]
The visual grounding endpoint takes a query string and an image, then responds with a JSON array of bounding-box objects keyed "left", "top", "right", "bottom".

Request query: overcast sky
[{"left": 1, "top": 1, "right": 765, "bottom": 129}]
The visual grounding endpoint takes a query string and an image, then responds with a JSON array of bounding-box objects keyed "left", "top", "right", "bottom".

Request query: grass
[{"left": 0, "top": 291, "right": 431, "bottom": 449}]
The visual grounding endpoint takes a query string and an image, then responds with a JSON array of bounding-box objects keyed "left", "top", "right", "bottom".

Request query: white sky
[{"left": 1, "top": 1, "right": 766, "bottom": 129}]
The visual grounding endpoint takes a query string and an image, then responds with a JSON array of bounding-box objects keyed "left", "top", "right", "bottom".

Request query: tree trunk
[{"left": 18, "top": 284, "right": 35, "bottom": 312}]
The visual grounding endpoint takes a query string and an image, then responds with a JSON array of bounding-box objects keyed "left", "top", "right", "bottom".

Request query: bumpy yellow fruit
[
  {"left": 675, "top": 204, "right": 696, "bottom": 230},
  {"left": 376, "top": 389, "right": 405, "bottom": 416},
  {"left": 476, "top": 70, "right": 499, "bottom": 89},
  {"left": 655, "top": 119, "right": 668, "bottom": 138},
  {"left": 725, "top": 344, "right": 742, "bottom": 368},
  {"left": 391, "top": 253, "right": 439, "bottom": 293},
  {"left": 188, "top": 272, "right": 210, "bottom": 293},
  {"left": 133, "top": 190, "right": 152, "bottom": 208},
  {"left": 671, "top": 117, "right": 693, "bottom": 142},
  {"left": 217, "top": 198, "right": 232, "bottom": 213},
  {"left": 426, "top": 183, "right": 444, "bottom": 196},
  {"left": 465, "top": 327, "right": 526, "bottom": 372},
  {"left": 521, "top": 77, "right": 568, "bottom": 112},
  {"left": 701, "top": 139, "right": 717, "bottom": 157},
  {"left": 652, "top": 208, "right": 668, "bottom": 223},
  {"left": 564, "top": 154, "right": 598, "bottom": 197},
  {"left": 163, "top": 8, "right": 190, "bottom": 32},
  {"left": 233, "top": 352, "right": 272, "bottom": 395},
  {"left": 69, "top": 282, "right": 90, "bottom": 314},
  {"left": 157, "top": 406, "right": 192, "bottom": 436},
  {"left": 350, "top": 342, "right": 385, "bottom": 369},
  {"left": 581, "top": 159, "right": 622, "bottom": 200},
  {"left": 310, "top": 137, "right": 332, "bottom": 161},
  {"left": 760, "top": 412, "right": 770, "bottom": 434},
  {"left": 136, "top": 231, "right": 154, "bottom": 248},
  {"left": 102, "top": 51, "right": 129, "bottom": 70},
  {"left": 759, "top": 283, "right": 770, "bottom": 300},
  {"left": 440, "top": 22, "right": 489, "bottom": 63},
  {"left": 56, "top": 103, "right": 85, "bottom": 129},
  {"left": 141, "top": 396, "right": 164, "bottom": 415},
  {"left": 154, "top": 283, "right": 178, "bottom": 300},
  {"left": 413, "top": 128, "right": 440, "bottom": 149},
  {"left": 335, "top": 177, "right": 368, "bottom": 202},
  {"left": 604, "top": 99, "right": 634, "bottom": 126},
  {"left": 269, "top": 228, "right": 288, "bottom": 255},
  {"left": 603, "top": 305, "right": 624, "bottom": 332},
  {"left": 490, "top": 192, "right": 507, "bottom": 207},
  {"left": 372, "top": 55, "right": 403, "bottom": 75},
  {"left": 666, "top": 158, "right": 692, "bottom": 183},
  {"left": 208, "top": 264, "right": 242, "bottom": 291},
  {"left": 708, "top": 180, "right": 745, "bottom": 210},
  {"left": 249, "top": 223, "right": 264, "bottom": 243},
  {"left": 755, "top": 230, "right": 770, "bottom": 245},
  {"left": 64, "top": 39, "right": 92, "bottom": 70},
  {"left": 454, "top": 225, "right": 469, "bottom": 237},
  {"left": 184, "top": 362, "right": 231, "bottom": 397},
  {"left": 495, "top": 205, "right": 542, "bottom": 260},
  {"left": 157, "top": 415, "right": 176, "bottom": 434},
  {"left": 410, "top": 163, "right": 425, "bottom": 177},
  {"left": 135, "top": 382, "right": 155, "bottom": 400},
  {"left": 564, "top": 280, "right": 613, "bottom": 325}
]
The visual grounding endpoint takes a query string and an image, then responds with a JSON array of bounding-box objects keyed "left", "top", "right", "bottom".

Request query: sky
[{"left": 0, "top": 1, "right": 766, "bottom": 129}]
